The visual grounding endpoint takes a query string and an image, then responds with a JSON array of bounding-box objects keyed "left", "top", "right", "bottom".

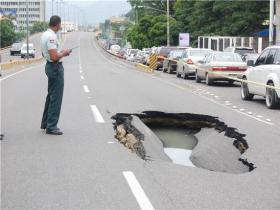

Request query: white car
[
  {"left": 125, "top": 49, "right": 139, "bottom": 62},
  {"left": 241, "top": 46, "right": 280, "bottom": 109},
  {"left": 176, "top": 48, "right": 212, "bottom": 79},
  {"left": 21, "top": 43, "right": 35, "bottom": 58},
  {"left": 110, "top": 44, "right": 121, "bottom": 54}
]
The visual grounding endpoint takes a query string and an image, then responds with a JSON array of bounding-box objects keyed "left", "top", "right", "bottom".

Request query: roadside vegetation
[{"left": 126, "top": 0, "right": 269, "bottom": 48}]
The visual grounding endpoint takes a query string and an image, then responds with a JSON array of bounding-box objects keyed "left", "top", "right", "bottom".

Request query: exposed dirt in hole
[{"left": 111, "top": 111, "right": 256, "bottom": 172}]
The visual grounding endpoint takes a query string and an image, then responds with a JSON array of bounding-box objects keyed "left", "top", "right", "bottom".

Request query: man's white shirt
[{"left": 41, "top": 29, "right": 61, "bottom": 62}]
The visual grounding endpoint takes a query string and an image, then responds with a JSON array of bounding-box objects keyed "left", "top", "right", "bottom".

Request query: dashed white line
[
  {"left": 81, "top": 75, "right": 84, "bottom": 80},
  {"left": 83, "top": 85, "right": 90, "bottom": 93},
  {"left": 123, "top": 171, "right": 155, "bottom": 210},
  {"left": 257, "top": 115, "right": 263, "bottom": 118},
  {"left": 239, "top": 109, "right": 245, "bottom": 112},
  {"left": 79, "top": 70, "right": 83, "bottom": 73},
  {"left": 247, "top": 112, "right": 253, "bottom": 115},
  {"left": 266, "top": 119, "right": 272, "bottom": 122},
  {"left": 152, "top": 77, "right": 274, "bottom": 126},
  {"left": 90, "top": 105, "right": 105, "bottom": 123}
]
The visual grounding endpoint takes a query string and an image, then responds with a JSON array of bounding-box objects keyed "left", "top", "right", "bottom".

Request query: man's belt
[{"left": 46, "top": 60, "right": 63, "bottom": 64}]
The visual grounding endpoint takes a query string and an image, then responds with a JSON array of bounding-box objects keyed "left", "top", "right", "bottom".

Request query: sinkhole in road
[{"left": 112, "top": 111, "right": 256, "bottom": 174}]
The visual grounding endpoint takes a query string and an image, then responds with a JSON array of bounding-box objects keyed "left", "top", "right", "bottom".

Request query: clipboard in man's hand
[{"left": 69, "top": 46, "right": 79, "bottom": 52}]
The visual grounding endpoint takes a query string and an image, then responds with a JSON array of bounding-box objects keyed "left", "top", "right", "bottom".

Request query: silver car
[
  {"left": 195, "top": 52, "right": 247, "bottom": 85},
  {"left": 176, "top": 48, "right": 212, "bottom": 79},
  {"left": 10, "top": 42, "right": 23, "bottom": 56}
]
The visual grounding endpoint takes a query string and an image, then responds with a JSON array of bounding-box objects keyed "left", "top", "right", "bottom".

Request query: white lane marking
[
  {"left": 79, "top": 70, "right": 83, "bottom": 73},
  {"left": 123, "top": 171, "right": 155, "bottom": 210},
  {"left": 107, "top": 141, "right": 115, "bottom": 144},
  {"left": 90, "top": 105, "right": 105, "bottom": 123},
  {"left": 266, "top": 119, "right": 272, "bottom": 122},
  {"left": 81, "top": 75, "right": 84, "bottom": 80},
  {"left": 239, "top": 109, "right": 245, "bottom": 112},
  {"left": 0, "top": 63, "right": 44, "bottom": 81},
  {"left": 232, "top": 106, "right": 237, "bottom": 109},
  {"left": 83, "top": 85, "right": 90, "bottom": 93},
  {"left": 153, "top": 77, "right": 274, "bottom": 126},
  {"left": 257, "top": 115, "right": 263, "bottom": 118},
  {"left": 247, "top": 112, "right": 253, "bottom": 115}
]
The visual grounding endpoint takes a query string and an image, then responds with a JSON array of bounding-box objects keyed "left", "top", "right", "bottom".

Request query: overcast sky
[{"left": 45, "top": 0, "right": 131, "bottom": 26}]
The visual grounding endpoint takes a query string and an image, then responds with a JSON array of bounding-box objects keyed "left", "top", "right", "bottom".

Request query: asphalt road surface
[{"left": 1, "top": 32, "right": 280, "bottom": 209}]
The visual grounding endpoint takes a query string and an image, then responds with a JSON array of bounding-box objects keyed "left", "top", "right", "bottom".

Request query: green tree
[
  {"left": 30, "top": 21, "right": 48, "bottom": 34},
  {"left": 174, "top": 0, "right": 269, "bottom": 46},
  {"left": 0, "top": 19, "right": 17, "bottom": 47}
]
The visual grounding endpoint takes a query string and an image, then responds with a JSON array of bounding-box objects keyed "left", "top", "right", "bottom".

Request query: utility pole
[
  {"left": 269, "top": 0, "right": 274, "bottom": 46},
  {"left": 56, "top": 0, "right": 59, "bottom": 15},
  {"left": 51, "top": 0, "right": 53, "bottom": 15},
  {"left": 167, "top": 0, "right": 170, "bottom": 47},
  {"left": 26, "top": 0, "right": 29, "bottom": 60}
]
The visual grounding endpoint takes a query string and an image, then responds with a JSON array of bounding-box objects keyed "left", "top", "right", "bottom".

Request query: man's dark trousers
[{"left": 41, "top": 62, "right": 64, "bottom": 131}]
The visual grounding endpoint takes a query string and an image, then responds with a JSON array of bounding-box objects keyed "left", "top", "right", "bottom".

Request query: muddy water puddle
[{"left": 151, "top": 127, "right": 198, "bottom": 167}]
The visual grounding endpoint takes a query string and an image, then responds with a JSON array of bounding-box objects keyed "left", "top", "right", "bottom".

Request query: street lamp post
[
  {"left": 167, "top": 0, "right": 170, "bottom": 47},
  {"left": 52, "top": 0, "right": 54, "bottom": 15},
  {"left": 26, "top": 0, "right": 29, "bottom": 60},
  {"left": 269, "top": 0, "right": 274, "bottom": 46}
]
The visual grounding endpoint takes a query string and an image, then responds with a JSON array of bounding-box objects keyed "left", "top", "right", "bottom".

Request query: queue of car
[
  {"left": 98, "top": 38, "right": 279, "bottom": 109},
  {"left": 10, "top": 42, "right": 36, "bottom": 59}
]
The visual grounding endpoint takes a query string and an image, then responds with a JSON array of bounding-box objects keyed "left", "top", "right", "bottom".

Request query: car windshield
[
  {"left": 189, "top": 49, "right": 212, "bottom": 57},
  {"left": 235, "top": 48, "right": 255, "bottom": 55},
  {"left": 213, "top": 53, "right": 242, "bottom": 62},
  {"left": 12, "top": 43, "right": 21, "bottom": 48},
  {"left": 22, "top": 45, "right": 33, "bottom": 51},
  {"left": 169, "top": 50, "right": 184, "bottom": 58},
  {"left": 159, "top": 48, "right": 177, "bottom": 57},
  {"left": 130, "top": 50, "right": 138, "bottom": 55}
]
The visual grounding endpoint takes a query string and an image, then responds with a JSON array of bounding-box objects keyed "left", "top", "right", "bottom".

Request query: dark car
[
  {"left": 155, "top": 47, "right": 178, "bottom": 70},
  {"left": 162, "top": 50, "right": 184, "bottom": 73}
]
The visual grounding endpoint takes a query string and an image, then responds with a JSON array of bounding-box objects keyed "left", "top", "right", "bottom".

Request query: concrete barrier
[{"left": 0, "top": 57, "right": 44, "bottom": 70}]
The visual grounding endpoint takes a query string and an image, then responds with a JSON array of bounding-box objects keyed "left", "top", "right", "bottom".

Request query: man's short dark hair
[{"left": 49, "top": 16, "right": 61, "bottom": 27}]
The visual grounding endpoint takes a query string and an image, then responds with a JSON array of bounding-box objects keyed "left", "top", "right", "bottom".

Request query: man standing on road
[{"left": 40, "top": 16, "right": 71, "bottom": 135}]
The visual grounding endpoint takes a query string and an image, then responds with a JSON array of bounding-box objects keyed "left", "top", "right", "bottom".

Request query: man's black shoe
[{"left": 46, "top": 129, "right": 63, "bottom": 135}]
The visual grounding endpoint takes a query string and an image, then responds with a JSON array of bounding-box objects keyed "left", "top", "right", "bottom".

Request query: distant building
[{"left": 0, "top": 0, "right": 45, "bottom": 30}]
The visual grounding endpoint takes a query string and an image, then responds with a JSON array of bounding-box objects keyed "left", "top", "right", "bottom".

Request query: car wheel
[
  {"left": 176, "top": 71, "right": 181, "bottom": 78},
  {"left": 265, "top": 82, "right": 280, "bottom": 109},
  {"left": 228, "top": 80, "right": 234, "bottom": 85},
  {"left": 241, "top": 79, "right": 254, "bottom": 100},
  {"left": 195, "top": 71, "right": 201, "bottom": 83},
  {"left": 167, "top": 64, "right": 172, "bottom": 74},
  {"left": 183, "top": 71, "right": 189, "bottom": 80},
  {"left": 206, "top": 73, "right": 213, "bottom": 85}
]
